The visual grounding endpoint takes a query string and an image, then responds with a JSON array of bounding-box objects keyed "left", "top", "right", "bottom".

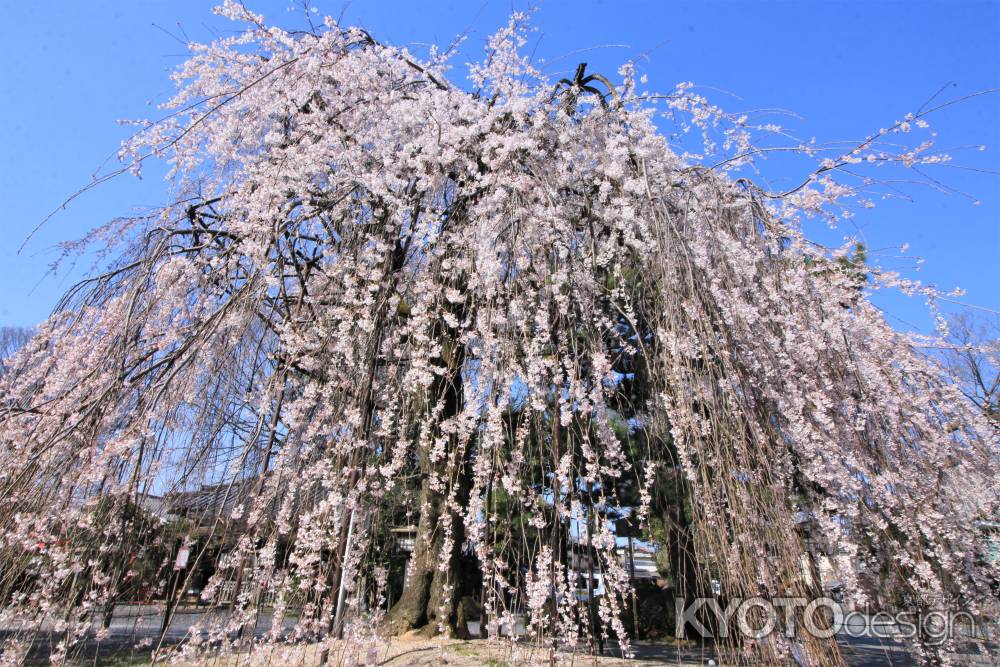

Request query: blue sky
[{"left": 1, "top": 1, "right": 997, "bottom": 332}]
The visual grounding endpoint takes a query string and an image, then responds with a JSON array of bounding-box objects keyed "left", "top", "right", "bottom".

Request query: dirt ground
[{"left": 166, "top": 635, "right": 701, "bottom": 667}]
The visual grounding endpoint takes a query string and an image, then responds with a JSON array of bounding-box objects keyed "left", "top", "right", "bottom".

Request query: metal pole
[
  {"left": 627, "top": 528, "right": 638, "bottom": 640},
  {"left": 333, "top": 508, "right": 357, "bottom": 638},
  {"left": 586, "top": 482, "right": 596, "bottom": 654}
]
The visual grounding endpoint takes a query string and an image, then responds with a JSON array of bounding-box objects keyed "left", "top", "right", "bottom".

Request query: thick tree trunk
[
  {"left": 654, "top": 467, "right": 702, "bottom": 604},
  {"left": 385, "top": 478, "right": 439, "bottom": 634},
  {"left": 385, "top": 298, "right": 470, "bottom": 638},
  {"left": 385, "top": 462, "right": 472, "bottom": 637},
  {"left": 667, "top": 509, "right": 701, "bottom": 603},
  {"left": 656, "top": 469, "right": 708, "bottom": 637}
]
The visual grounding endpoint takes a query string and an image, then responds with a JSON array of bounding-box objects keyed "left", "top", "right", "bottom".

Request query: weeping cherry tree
[{"left": 0, "top": 3, "right": 997, "bottom": 665}]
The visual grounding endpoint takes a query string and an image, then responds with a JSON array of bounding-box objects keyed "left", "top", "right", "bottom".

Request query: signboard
[{"left": 174, "top": 545, "right": 190, "bottom": 570}]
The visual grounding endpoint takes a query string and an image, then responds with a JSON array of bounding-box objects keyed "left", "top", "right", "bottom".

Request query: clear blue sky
[{"left": 1, "top": 1, "right": 997, "bottom": 333}]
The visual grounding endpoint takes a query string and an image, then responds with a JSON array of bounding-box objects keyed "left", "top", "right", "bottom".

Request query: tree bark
[
  {"left": 384, "top": 455, "right": 472, "bottom": 637},
  {"left": 385, "top": 299, "right": 470, "bottom": 638}
]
